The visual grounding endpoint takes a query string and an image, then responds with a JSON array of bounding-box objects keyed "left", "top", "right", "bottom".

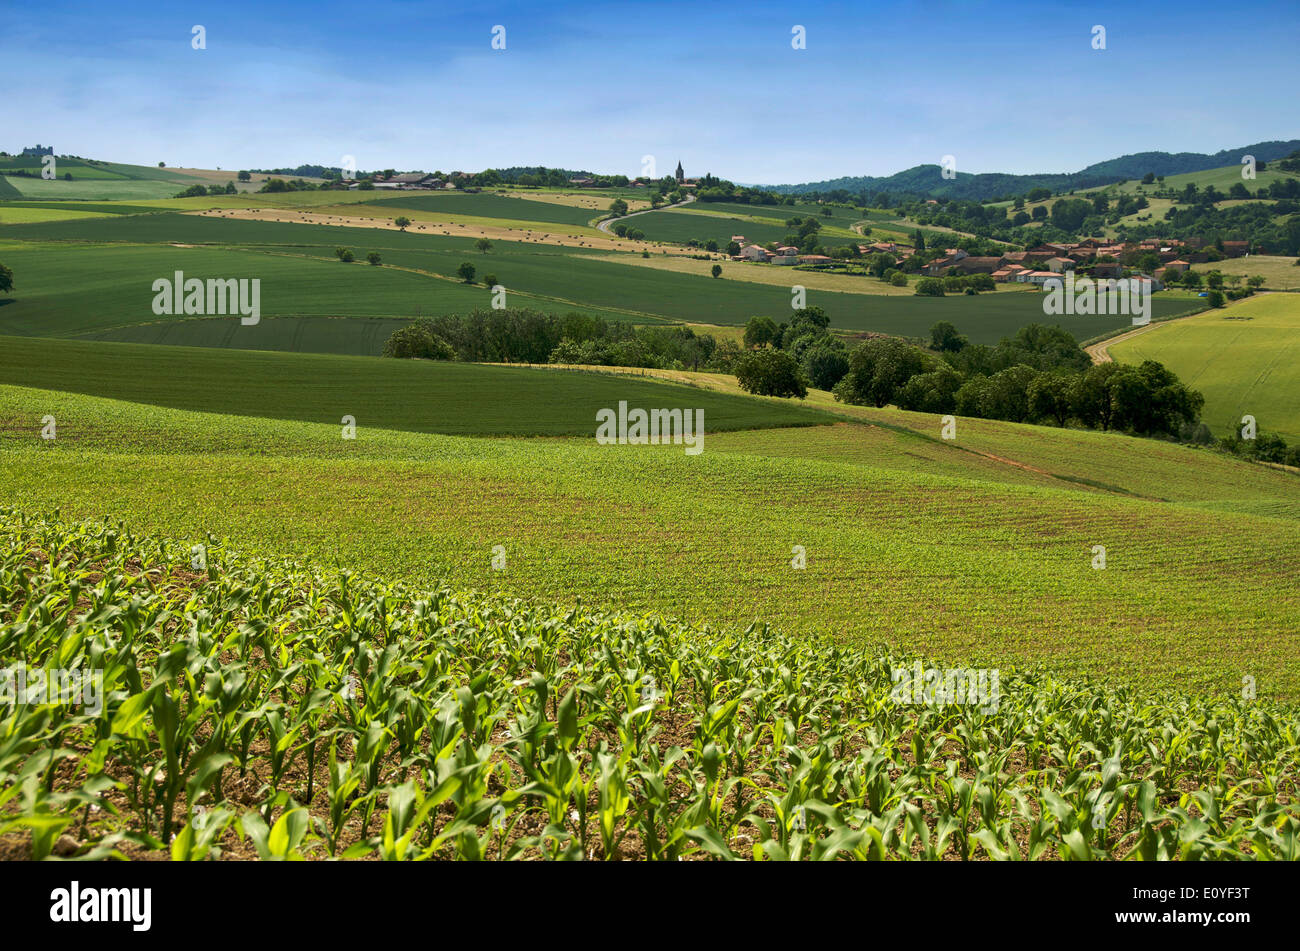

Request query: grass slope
[
  {"left": 0, "top": 243, "right": 634, "bottom": 342},
  {"left": 1, "top": 381, "right": 1295, "bottom": 699},
  {"left": 0, "top": 338, "right": 828, "bottom": 435},
  {"left": 1109, "top": 293, "right": 1300, "bottom": 441}
]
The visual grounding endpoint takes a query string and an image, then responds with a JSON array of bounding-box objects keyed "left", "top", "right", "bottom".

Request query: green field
[
  {"left": 1109, "top": 293, "right": 1300, "bottom": 442},
  {"left": 0, "top": 214, "right": 1204, "bottom": 344},
  {"left": 629, "top": 204, "right": 863, "bottom": 249},
  {"left": 1188, "top": 254, "right": 1300, "bottom": 291},
  {"left": 5, "top": 509, "right": 1296, "bottom": 861},
  {"left": 0, "top": 206, "right": 114, "bottom": 224},
  {"left": 0, "top": 242, "right": 646, "bottom": 342},
  {"left": 0, "top": 338, "right": 828, "bottom": 435},
  {"left": 2, "top": 376, "right": 1296, "bottom": 699},
  {"left": 362, "top": 191, "right": 605, "bottom": 227},
  {"left": 1110, "top": 161, "right": 1300, "bottom": 196},
  {"left": 0, "top": 178, "right": 201, "bottom": 200}
]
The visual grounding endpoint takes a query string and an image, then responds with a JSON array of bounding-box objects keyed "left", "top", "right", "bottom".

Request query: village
[{"left": 728, "top": 234, "right": 1254, "bottom": 291}]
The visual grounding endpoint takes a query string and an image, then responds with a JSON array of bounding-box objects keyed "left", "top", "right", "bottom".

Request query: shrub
[
  {"left": 366, "top": 252, "right": 382, "bottom": 266},
  {"left": 382, "top": 323, "right": 455, "bottom": 360},
  {"left": 914, "top": 277, "right": 945, "bottom": 297}
]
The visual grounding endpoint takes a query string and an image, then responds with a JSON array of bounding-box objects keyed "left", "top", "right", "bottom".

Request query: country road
[
  {"left": 1085, "top": 322, "right": 1159, "bottom": 364},
  {"left": 596, "top": 193, "right": 695, "bottom": 234}
]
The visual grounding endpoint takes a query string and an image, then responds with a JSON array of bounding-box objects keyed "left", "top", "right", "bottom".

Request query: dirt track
[{"left": 1085, "top": 323, "right": 1157, "bottom": 364}]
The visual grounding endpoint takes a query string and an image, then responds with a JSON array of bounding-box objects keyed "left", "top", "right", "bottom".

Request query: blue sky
[{"left": 4, "top": 0, "right": 1297, "bottom": 183}]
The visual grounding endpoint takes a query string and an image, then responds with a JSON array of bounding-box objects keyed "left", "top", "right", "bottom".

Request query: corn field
[{"left": 1, "top": 508, "right": 1297, "bottom": 861}]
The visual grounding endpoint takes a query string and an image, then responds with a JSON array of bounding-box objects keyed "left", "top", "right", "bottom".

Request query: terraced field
[{"left": 1110, "top": 293, "right": 1300, "bottom": 441}]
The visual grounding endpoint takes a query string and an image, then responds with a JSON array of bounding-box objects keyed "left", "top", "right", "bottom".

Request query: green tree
[
  {"left": 0, "top": 261, "right": 13, "bottom": 296},
  {"left": 929, "top": 321, "right": 967, "bottom": 352},
  {"left": 801, "top": 340, "right": 850, "bottom": 390},
  {"left": 394, "top": 216, "right": 411, "bottom": 231},
  {"left": 609, "top": 198, "right": 628, "bottom": 216},
  {"left": 833, "top": 338, "right": 934, "bottom": 408},
  {"left": 1069, "top": 362, "right": 1124, "bottom": 430},
  {"left": 237, "top": 170, "right": 251, "bottom": 182},
  {"left": 457, "top": 262, "right": 476, "bottom": 283},
  {"left": 711, "top": 264, "right": 722, "bottom": 278},
  {"left": 734, "top": 348, "right": 808, "bottom": 398},
  {"left": 1109, "top": 360, "right": 1204, "bottom": 436},
  {"left": 956, "top": 364, "right": 1037, "bottom": 422},
  {"left": 895, "top": 363, "right": 963, "bottom": 414},
  {"left": 914, "top": 277, "right": 945, "bottom": 297},
  {"left": 743, "top": 315, "right": 779, "bottom": 349},
  {"left": 1027, "top": 370, "right": 1075, "bottom": 426},
  {"left": 475, "top": 238, "right": 492, "bottom": 253},
  {"left": 366, "top": 251, "right": 382, "bottom": 265}
]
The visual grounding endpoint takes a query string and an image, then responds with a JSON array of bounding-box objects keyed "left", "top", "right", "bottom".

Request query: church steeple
[{"left": 675, "top": 159, "right": 684, "bottom": 183}]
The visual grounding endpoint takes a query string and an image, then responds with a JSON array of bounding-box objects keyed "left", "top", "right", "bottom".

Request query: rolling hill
[{"left": 766, "top": 140, "right": 1300, "bottom": 200}]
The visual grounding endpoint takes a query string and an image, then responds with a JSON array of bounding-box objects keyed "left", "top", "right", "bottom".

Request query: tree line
[
  {"left": 734, "top": 316, "right": 1210, "bottom": 442},
  {"left": 382, "top": 308, "right": 738, "bottom": 372}
]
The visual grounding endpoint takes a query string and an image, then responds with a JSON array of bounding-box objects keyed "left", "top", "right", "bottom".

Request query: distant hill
[{"left": 765, "top": 140, "right": 1300, "bottom": 200}]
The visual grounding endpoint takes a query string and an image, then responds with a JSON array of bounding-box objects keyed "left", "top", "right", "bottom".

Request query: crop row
[{"left": 1, "top": 509, "right": 1297, "bottom": 860}]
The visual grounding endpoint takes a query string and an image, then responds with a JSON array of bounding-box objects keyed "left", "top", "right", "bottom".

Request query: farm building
[
  {"left": 1017, "top": 271, "right": 1064, "bottom": 288},
  {"left": 953, "top": 256, "right": 1005, "bottom": 275},
  {"left": 992, "top": 264, "right": 1028, "bottom": 282}
]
